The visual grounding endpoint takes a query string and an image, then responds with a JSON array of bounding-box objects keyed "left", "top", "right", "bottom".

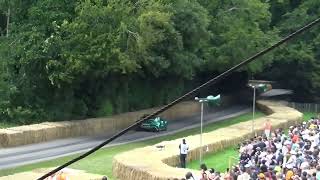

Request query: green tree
[
  {"left": 262, "top": 0, "right": 320, "bottom": 101},
  {"left": 199, "top": 0, "right": 279, "bottom": 74},
  {"left": 5, "top": 0, "right": 318, "bottom": 123},
  {"left": 267, "top": 0, "right": 303, "bottom": 26},
  {"left": 132, "top": 0, "right": 211, "bottom": 78},
  {"left": 1, "top": 0, "right": 81, "bottom": 122}
]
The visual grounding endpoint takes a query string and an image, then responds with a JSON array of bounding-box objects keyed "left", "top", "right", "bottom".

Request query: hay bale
[
  {"left": 76, "top": 118, "right": 116, "bottom": 136},
  {"left": 0, "top": 129, "right": 24, "bottom": 147},
  {"left": 97, "top": 117, "right": 116, "bottom": 135},
  {"left": 5, "top": 124, "right": 58, "bottom": 145},
  {"left": 75, "top": 120, "right": 96, "bottom": 136},
  {"left": 0, "top": 129, "right": 11, "bottom": 147},
  {"left": 113, "top": 108, "right": 155, "bottom": 130},
  {"left": 36, "top": 123, "right": 60, "bottom": 142},
  {"left": 42, "top": 121, "right": 74, "bottom": 139},
  {"left": 268, "top": 112, "right": 302, "bottom": 121},
  {"left": 81, "top": 118, "right": 107, "bottom": 136},
  {"left": 0, "top": 101, "right": 212, "bottom": 147},
  {"left": 0, "top": 167, "right": 104, "bottom": 180},
  {"left": 113, "top": 101, "right": 303, "bottom": 180},
  {"left": 160, "top": 101, "right": 200, "bottom": 120},
  {"left": 6, "top": 126, "right": 33, "bottom": 145}
]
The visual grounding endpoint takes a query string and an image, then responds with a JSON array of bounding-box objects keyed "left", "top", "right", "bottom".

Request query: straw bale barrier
[
  {"left": 113, "top": 100, "right": 303, "bottom": 180},
  {"left": 0, "top": 129, "right": 24, "bottom": 148},
  {"left": 0, "top": 167, "right": 104, "bottom": 180},
  {"left": 0, "top": 101, "right": 200, "bottom": 147}
]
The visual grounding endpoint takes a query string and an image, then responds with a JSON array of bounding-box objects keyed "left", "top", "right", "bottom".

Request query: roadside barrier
[{"left": 112, "top": 100, "right": 302, "bottom": 180}]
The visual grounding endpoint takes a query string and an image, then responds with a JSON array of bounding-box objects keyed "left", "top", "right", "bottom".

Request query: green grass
[
  {"left": 302, "top": 112, "right": 315, "bottom": 121},
  {"left": 0, "top": 122, "right": 19, "bottom": 129},
  {"left": 186, "top": 112, "right": 316, "bottom": 172},
  {"left": 186, "top": 146, "right": 238, "bottom": 172},
  {"left": 0, "top": 112, "right": 264, "bottom": 179}
]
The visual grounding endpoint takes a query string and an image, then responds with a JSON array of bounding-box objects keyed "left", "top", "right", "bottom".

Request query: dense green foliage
[
  {"left": 260, "top": 0, "right": 320, "bottom": 102},
  {"left": 0, "top": 0, "right": 318, "bottom": 124}
]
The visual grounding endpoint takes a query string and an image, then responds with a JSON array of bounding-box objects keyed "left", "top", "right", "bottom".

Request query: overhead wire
[{"left": 38, "top": 17, "right": 320, "bottom": 180}]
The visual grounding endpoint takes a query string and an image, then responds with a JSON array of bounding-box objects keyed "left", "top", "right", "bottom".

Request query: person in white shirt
[
  {"left": 275, "top": 139, "right": 282, "bottom": 150},
  {"left": 239, "top": 143, "right": 247, "bottom": 154},
  {"left": 314, "top": 133, "right": 319, "bottom": 146},
  {"left": 247, "top": 143, "right": 254, "bottom": 156},
  {"left": 179, "top": 139, "right": 189, "bottom": 168},
  {"left": 265, "top": 150, "right": 274, "bottom": 166},
  {"left": 259, "top": 150, "right": 267, "bottom": 160},
  {"left": 302, "top": 129, "right": 310, "bottom": 140},
  {"left": 237, "top": 165, "right": 251, "bottom": 180},
  {"left": 282, "top": 144, "right": 290, "bottom": 156},
  {"left": 300, "top": 158, "right": 310, "bottom": 170},
  {"left": 286, "top": 151, "right": 297, "bottom": 169}
]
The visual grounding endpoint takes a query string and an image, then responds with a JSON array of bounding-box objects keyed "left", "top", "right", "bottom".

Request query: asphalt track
[{"left": 0, "top": 105, "right": 250, "bottom": 170}]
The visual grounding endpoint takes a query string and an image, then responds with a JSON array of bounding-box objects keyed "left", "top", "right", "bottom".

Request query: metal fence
[{"left": 287, "top": 102, "right": 320, "bottom": 113}]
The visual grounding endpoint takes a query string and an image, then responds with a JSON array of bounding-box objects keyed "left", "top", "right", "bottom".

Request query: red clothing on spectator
[{"left": 292, "top": 134, "right": 299, "bottom": 143}]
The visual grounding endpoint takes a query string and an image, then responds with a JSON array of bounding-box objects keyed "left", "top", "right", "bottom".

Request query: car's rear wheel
[{"left": 153, "top": 127, "right": 159, "bottom": 132}]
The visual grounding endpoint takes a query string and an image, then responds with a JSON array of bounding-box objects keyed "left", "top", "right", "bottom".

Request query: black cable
[{"left": 38, "top": 17, "right": 320, "bottom": 180}]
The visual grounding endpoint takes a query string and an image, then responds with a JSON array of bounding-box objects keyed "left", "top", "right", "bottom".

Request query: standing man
[
  {"left": 264, "top": 119, "right": 272, "bottom": 138},
  {"left": 179, "top": 139, "right": 189, "bottom": 168}
]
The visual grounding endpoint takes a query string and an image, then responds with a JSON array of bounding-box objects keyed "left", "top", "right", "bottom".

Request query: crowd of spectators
[{"left": 183, "top": 117, "right": 320, "bottom": 180}]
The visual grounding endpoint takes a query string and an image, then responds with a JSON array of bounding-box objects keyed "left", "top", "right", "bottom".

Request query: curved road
[{"left": 0, "top": 105, "right": 250, "bottom": 170}]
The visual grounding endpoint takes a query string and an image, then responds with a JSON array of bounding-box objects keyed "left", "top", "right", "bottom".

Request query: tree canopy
[{"left": 0, "top": 0, "right": 318, "bottom": 124}]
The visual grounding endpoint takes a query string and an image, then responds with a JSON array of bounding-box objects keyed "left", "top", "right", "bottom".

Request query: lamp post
[
  {"left": 195, "top": 95, "right": 221, "bottom": 164},
  {"left": 251, "top": 85, "right": 257, "bottom": 135},
  {"left": 248, "top": 83, "right": 270, "bottom": 136}
]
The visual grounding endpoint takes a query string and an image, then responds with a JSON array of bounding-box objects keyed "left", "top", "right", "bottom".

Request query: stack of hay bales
[
  {"left": 0, "top": 101, "right": 200, "bottom": 147},
  {"left": 0, "top": 167, "right": 104, "bottom": 180},
  {"left": 0, "top": 124, "right": 57, "bottom": 147},
  {"left": 112, "top": 100, "right": 303, "bottom": 180},
  {"left": 0, "top": 129, "right": 24, "bottom": 147}
]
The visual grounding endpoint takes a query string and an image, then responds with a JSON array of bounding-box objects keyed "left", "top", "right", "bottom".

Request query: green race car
[{"left": 138, "top": 117, "right": 168, "bottom": 132}]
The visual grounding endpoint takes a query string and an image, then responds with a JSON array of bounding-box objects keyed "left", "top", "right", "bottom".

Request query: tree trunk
[{"left": 6, "top": 7, "right": 10, "bottom": 37}]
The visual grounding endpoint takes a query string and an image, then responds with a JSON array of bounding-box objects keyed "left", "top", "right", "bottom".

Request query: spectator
[
  {"left": 237, "top": 164, "right": 250, "bottom": 180},
  {"left": 213, "top": 171, "right": 221, "bottom": 180},
  {"left": 179, "top": 139, "right": 189, "bottom": 168},
  {"left": 264, "top": 119, "right": 272, "bottom": 138},
  {"left": 208, "top": 168, "right": 215, "bottom": 180},
  {"left": 221, "top": 117, "right": 320, "bottom": 180},
  {"left": 223, "top": 168, "right": 232, "bottom": 180},
  {"left": 185, "top": 172, "right": 195, "bottom": 180},
  {"left": 260, "top": 160, "right": 268, "bottom": 173},
  {"left": 189, "top": 117, "right": 320, "bottom": 180},
  {"left": 200, "top": 163, "right": 208, "bottom": 180},
  {"left": 316, "top": 166, "right": 320, "bottom": 180},
  {"left": 285, "top": 150, "right": 297, "bottom": 170},
  {"left": 258, "top": 172, "right": 265, "bottom": 179}
]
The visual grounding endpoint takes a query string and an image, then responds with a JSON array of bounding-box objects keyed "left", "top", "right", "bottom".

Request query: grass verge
[
  {"left": 187, "top": 146, "right": 238, "bottom": 172},
  {"left": 0, "top": 112, "right": 265, "bottom": 179},
  {"left": 0, "top": 122, "right": 19, "bottom": 129},
  {"left": 186, "top": 112, "right": 316, "bottom": 172}
]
